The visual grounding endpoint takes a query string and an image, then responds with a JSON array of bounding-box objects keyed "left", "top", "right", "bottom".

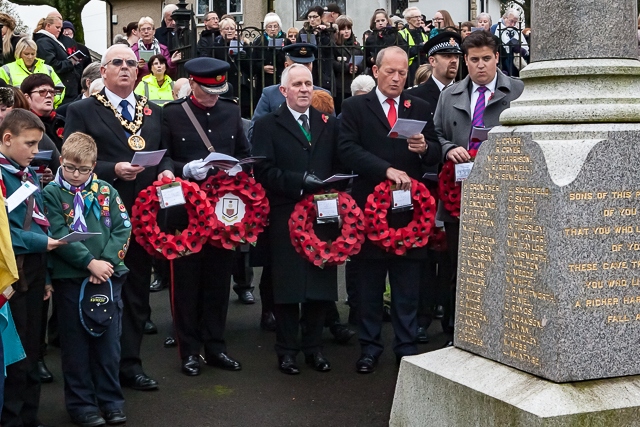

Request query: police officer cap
[
  {"left": 185, "top": 57, "right": 231, "bottom": 95},
  {"left": 282, "top": 43, "right": 317, "bottom": 63},
  {"left": 79, "top": 278, "right": 116, "bottom": 337},
  {"left": 423, "top": 31, "right": 462, "bottom": 56}
]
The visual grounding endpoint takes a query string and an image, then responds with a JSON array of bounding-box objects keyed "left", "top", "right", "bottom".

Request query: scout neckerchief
[
  {"left": 53, "top": 169, "right": 101, "bottom": 232},
  {"left": 93, "top": 92, "right": 148, "bottom": 150},
  {"left": 0, "top": 152, "right": 49, "bottom": 229}
]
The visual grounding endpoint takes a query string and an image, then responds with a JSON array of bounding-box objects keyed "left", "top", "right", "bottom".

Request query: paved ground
[{"left": 39, "top": 267, "right": 449, "bottom": 426}]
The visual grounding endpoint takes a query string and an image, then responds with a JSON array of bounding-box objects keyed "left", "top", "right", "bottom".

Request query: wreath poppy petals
[
  {"left": 289, "top": 191, "right": 365, "bottom": 268},
  {"left": 131, "top": 177, "right": 214, "bottom": 259},
  {"left": 364, "top": 179, "right": 436, "bottom": 255},
  {"left": 201, "top": 171, "right": 269, "bottom": 250}
]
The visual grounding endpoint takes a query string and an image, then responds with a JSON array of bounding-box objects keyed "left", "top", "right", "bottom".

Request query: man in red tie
[
  {"left": 338, "top": 46, "right": 442, "bottom": 373},
  {"left": 433, "top": 30, "right": 524, "bottom": 346}
]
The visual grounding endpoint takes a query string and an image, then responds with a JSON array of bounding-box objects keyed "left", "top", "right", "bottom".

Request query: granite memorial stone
[{"left": 455, "top": 124, "right": 640, "bottom": 382}]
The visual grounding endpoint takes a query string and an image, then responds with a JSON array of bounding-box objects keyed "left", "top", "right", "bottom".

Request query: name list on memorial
[{"left": 457, "top": 137, "right": 554, "bottom": 369}]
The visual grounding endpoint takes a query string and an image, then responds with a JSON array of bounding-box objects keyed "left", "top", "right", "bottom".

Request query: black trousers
[
  {"left": 55, "top": 276, "right": 125, "bottom": 418},
  {"left": 418, "top": 249, "right": 453, "bottom": 329},
  {"left": 2, "top": 254, "right": 45, "bottom": 427},
  {"left": 355, "top": 257, "right": 421, "bottom": 358},
  {"left": 345, "top": 261, "right": 359, "bottom": 325},
  {"left": 171, "top": 245, "right": 233, "bottom": 359},
  {"left": 259, "top": 265, "right": 274, "bottom": 314},
  {"left": 119, "top": 240, "right": 152, "bottom": 379},
  {"left": 443, "top": 222, "right": 460, "bottom": 334},
  {"left": 274, "top": 301, "right": 329, "bottom": 357},
  {"left": 231, "top": 249, "right": 254, "bottom": 294}
]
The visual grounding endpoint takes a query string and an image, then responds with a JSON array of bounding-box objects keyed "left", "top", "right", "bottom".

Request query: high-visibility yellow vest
[{"left": 399, "top": 28, "right": 428, "bottom": 66}]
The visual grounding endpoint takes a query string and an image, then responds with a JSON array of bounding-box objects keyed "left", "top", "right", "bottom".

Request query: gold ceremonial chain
[{"left": 94, "top": 93, "right": 147, "bottom": 134}]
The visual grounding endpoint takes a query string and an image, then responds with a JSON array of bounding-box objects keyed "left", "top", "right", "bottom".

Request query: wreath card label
[
  {"left": 391, "top": 185, "right": 413, "bottom": 212},
  {"left": 158, "top": 182, "right": 186, "bottom": 208},
  {"left": 315, "top": 193, "right": 339, "bottom": 224}
]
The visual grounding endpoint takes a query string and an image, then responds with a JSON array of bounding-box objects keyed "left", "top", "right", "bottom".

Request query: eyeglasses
[
  {"left": 205, "top": 16, "right": 219, "bottom": 21},
  {"left": 62, "top": 163, "right": 93, "bottom": 175},
  {"left": 139, "top": 27, "right": 154, "bottom": 33},
  {"left": 30, "top": 89, "right": 56, "bottom": 97},
  {"left": 106, "top": 58, "right": 138, "bottom": 68},
  {"left": 307, "top": 14, "right": 320, "bottom": 19}
]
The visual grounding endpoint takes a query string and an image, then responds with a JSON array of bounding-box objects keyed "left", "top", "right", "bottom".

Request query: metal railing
[{"left": 195, "top": 22, "right": 530, "bottom": 119}]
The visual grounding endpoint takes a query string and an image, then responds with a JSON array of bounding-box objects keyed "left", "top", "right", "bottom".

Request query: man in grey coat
[{"left": 433, "top": 30, "right": 524, "bottom": 344}]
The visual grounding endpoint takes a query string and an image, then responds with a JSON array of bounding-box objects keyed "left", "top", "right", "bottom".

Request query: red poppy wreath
[
  {"left": 289, "top": 191, "right": 366, "bottom": 268},
  {"left": 131, "top": 177, "right": 215, "bottom": 260},
  {"left": 438, "top": 148, "right": 478, "bottom": 218},
  {"left": 364, "top": 179, "right": 436, "bottom": 256},
  {"left": 201, "top": 171, "right": 270, "bottom": 250}
]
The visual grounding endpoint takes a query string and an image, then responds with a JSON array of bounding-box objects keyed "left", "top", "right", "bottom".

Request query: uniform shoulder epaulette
[
  {"left": 164, "top": 97, "right": 187, "bottom": 106},
  {"left": 219, "top": 96, "right": 238, "bottom": 105}
]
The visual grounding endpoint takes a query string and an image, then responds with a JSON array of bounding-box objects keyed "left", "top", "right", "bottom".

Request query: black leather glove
[{"left": 302, "top": 172, "right": 324, "bottom": 193}]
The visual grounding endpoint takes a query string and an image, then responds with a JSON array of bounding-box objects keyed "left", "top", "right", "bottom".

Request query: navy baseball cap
[{"left": 79, "top": 277, "right": 116, "bottom": 337}]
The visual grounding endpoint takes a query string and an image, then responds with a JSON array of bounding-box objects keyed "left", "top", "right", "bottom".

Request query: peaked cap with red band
[{"left": 185, "top": 57, "right": 230, "bottom": 95}]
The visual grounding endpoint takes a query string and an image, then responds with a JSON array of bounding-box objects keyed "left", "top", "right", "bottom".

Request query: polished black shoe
[
  {"left": 434, "top": 305, "right": 444, "bottom": 319},
  {"left": 443, "top": 340, "right": 454, "bottom": 348},
  {"left": 329, "top": 323, "right": 355, "bottom": 345},
  {"left": 205, "top": 352, "right": 242, "bottom": 371},
  {"left": 278, "top": 355, "right": 300, "bottom": 375},
  {"left": 38, "top": 359, "right": 53, "bottom": 383},
  {"left": 416, "top": 326, "right": 429, "bottom": 344},
  {"left": 103, "top": 409, "right": 127, "bottom": 425},
  {"left": 237, "top": 290, "right": 255, "bottom": 304},
  {"left": 260, "top": 311, "right": 276, "bottom": 331},
  {"left": 121, "top": 373, "right": 158, "bottom": 391},
  {"left": 71, "top": 412, "right": 105, "bottom": 427},
  {"left": 149, "top": 278, "right": 165, "bottom": 292},
  {"left": 181, "top": 355, "right": 201, "bottom": 376},
  {"left": 305, "top": 352, "right": 331, "bottom": 372},
  {"left": 164, "top": 336, "right": 177, "bottom": 348},
  {"left": 143, "top": 319, "right": 158, "bottom": 335},
  {"left": 356, "top": 353, "right": 378, "bottom": 374}
]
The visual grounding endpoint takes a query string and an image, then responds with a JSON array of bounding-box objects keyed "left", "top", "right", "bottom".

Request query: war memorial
[{"left": 391, "top": 0, "right": 640, "bottom": 424}]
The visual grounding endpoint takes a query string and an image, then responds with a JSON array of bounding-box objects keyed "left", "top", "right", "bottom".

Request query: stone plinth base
[{"left": 390, "top": 347, "right": 640, "bottom": 427}]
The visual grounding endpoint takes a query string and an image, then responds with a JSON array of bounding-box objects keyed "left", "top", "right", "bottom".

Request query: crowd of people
[{"left": 0, "top": 3, "right": 530, "bottom": 427}]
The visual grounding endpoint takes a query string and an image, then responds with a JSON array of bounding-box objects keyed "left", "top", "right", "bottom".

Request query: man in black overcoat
[
  {"left": 252, "top": 64, "right": 342, "bottom": 375},
  {"left": 406, "top": 31, "right": 462, "bottom": 341},
  {"left": 338, "top": 46, "right": 442, "bottom": 373},
  {"left": 160, "top": 57, "right": 250, "bottom": 377},
  {"left": 64, "top": 44, "right": 173, "bottom": 391}
]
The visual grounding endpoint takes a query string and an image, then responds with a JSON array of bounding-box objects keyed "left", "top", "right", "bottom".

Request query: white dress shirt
[
  {"left": 287, "top": 106, "right": 311, "bottom": 130},
  {"left": 375, "top": 87, "right": 401, "bottom": 117}
]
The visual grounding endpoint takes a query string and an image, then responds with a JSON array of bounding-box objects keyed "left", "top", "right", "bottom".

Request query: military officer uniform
[{"left": 161, "top": 58, "right": 250, "bottom": 376}]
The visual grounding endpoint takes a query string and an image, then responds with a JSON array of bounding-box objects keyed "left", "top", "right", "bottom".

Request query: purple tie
[{"left": 470, "top": 86, "right": 488, "bottom": 150}]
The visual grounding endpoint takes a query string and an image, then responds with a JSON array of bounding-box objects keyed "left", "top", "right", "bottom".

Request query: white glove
[{"left": 182, "top": 159, "right": 211, "bottom": 180}]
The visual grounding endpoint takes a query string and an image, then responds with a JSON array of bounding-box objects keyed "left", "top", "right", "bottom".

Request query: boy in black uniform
[{"left": 44, "top": 132, "right": 131, "bottom": 427}]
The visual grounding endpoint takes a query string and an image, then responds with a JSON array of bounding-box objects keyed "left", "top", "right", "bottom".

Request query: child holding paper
[
  {"left": 0, "top": 109, "right": 65, "bottom": 427},
  {"left": 43, "top": 132, "right": 131, "bottom": 427}
]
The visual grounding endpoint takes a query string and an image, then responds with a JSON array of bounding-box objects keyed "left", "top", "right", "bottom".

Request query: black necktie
[{"left": 300, "top": 114, "right": 310, "bottom": 134}]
